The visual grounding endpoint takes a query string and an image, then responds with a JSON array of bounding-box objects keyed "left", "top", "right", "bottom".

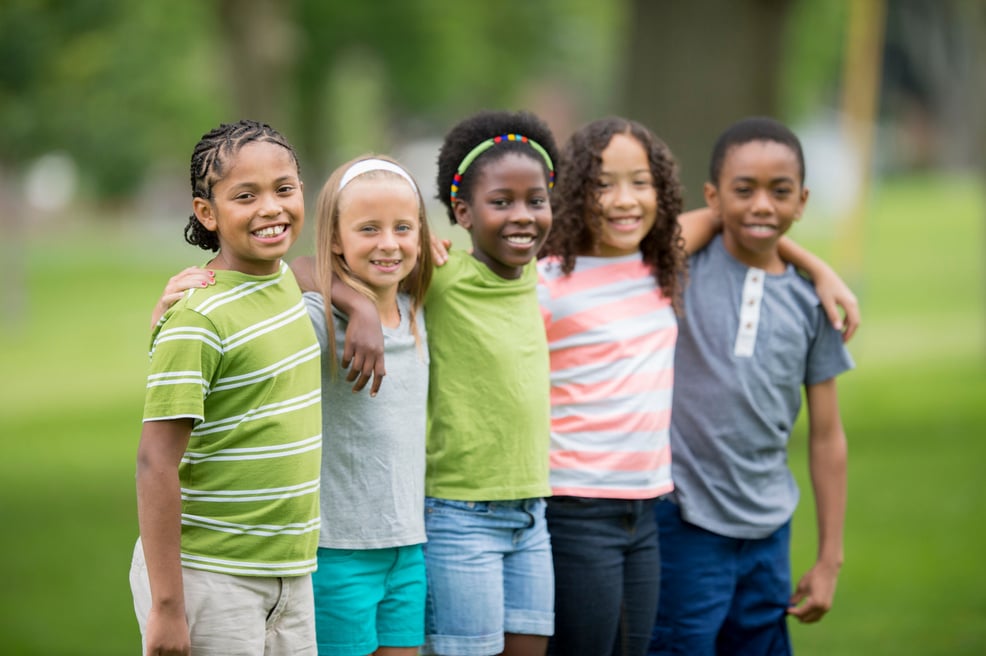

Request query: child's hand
[
  {"left": 343, "top": 304, "right": 386, "bottom": 396},
  {"left": 431, "top": 235, "right": 452, "bottom": 266},
  {"left": 145, "top": 604, "right": 191, "bottom": 655},
  {"left": 813, "top": 270, "right": 861, "bottom": 343},
  {"left": 150, "top": 267, "right": 215, "bottom": 329},
  {"left": 787, "top": 561, "right": 839, "bottom": 623}
]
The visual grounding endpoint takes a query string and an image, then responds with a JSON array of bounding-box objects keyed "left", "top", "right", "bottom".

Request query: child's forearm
[
  {"left": 135, "top": 420, "right": 192, "bottom": 609},
  {"left": 678, "top": 207, "right": 720, "bottom": 255},
  {"left": 806, "top": 382, "right": 848, "bottom": 569}
]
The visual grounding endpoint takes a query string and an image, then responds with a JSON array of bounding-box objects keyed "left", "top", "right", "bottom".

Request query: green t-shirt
[
  {"left": 143, "top": 262, "right": 322, "bottom": 577},
  {"left": 424, "top": 250, "right": 551, "bottom": 500}
]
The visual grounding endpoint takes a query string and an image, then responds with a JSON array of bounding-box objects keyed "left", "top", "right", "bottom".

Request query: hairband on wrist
[{"left": 450, "top": 134, "right": 555, "bottom": 203}]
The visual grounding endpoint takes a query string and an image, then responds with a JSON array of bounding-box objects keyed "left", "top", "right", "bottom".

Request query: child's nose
[{"left": 258, "top": 195, "right": 282, "bottom": 217}]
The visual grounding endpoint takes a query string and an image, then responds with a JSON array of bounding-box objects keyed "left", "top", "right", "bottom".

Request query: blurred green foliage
[{"left": 0, "top": 0, "right": 625, "bottom": 198}]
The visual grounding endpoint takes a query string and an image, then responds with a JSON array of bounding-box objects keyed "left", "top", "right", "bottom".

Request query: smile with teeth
[
  {"left": 505, "top": 235, "right": 535, "bottom": 245},
  {"left": 609, "top": 217, "right": 639, "bottom": 225},
  {"left": 253, "top": 225, "right": 286, "bottom": 238},
  {"left": 371, "top": 259, "right": 401, "bottom": 266},
  {"left": 744, "top": 224, "right": 777, "bottom": 234}
]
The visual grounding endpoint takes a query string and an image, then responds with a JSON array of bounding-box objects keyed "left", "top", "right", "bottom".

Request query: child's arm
[
  {"left": 290, "top": 256, "right": 386, "bottom": 396},
  {"left": 778, "top": 239, "right": 860, "bottom": 343},
  {"left": 677, "top": 207, "right": 721, "bottom": 256},
  {"left": 787, "top": 378, "right": 847, "bottom": 623},
  {"left": 135, "top": 419, "right": 193, "bottom": 656}
]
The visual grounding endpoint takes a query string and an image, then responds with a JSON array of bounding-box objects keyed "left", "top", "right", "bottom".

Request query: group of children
[{"left": 130, "top": 109, "right": 857, "bottom": 656}]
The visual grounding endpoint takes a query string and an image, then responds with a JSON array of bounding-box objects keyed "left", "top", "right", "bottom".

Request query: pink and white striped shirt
[{"left": 538, "top": 253, "right": 677, "bottom": 499}]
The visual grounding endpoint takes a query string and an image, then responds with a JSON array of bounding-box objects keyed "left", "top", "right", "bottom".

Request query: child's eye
[
  {"left": 491, "top": 198, "right": 510, "bottom": 208},
  {"left": 530, "top": 197, "right": 548, "bottom": 207},
  {"left": 277, "top": 184, "right": 296, "bottom": 194},
  {"left": 396, "top": 224, "right": 413, "bottom": 233},
  {"left": 774, "top": 187, "right": 792, "bottom": 198},
  {"left": 634, "top": 179, "right": 653, "bottom": 188},
  {"left": 234, "top": 192, "right": 255, "bottom": 202},
  {"left": 596, "top": 180, "right": 613, "bottom": 189}
]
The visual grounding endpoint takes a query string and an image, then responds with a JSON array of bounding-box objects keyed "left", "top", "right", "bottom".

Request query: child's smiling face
[
  {"left": 592, "top": 133, "right": 658, "bottom": 257},
  {"left": 454, "top": 152, "right": 552, "bottom": 279},
  {"left": 193, "top": 140, "right": 304, "bottom": 276},
  {"left": 706, "top": 139, "right": 808, "bottom": 272},
  {"left": 333, "top": 176, "right": 421, "bottom": 299}
]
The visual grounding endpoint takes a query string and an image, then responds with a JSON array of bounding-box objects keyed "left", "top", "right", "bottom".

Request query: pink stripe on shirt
[
  {"left": 550, "top": 327, "right": 677, "bottom": 373},
  {"left": 551, "top": 368, "right": 674, "bottom": 406},
  {"left": 552, "top": 408, "right": 672, "bottom": 435}
]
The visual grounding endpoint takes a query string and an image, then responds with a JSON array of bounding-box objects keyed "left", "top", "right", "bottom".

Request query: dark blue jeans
[
  {"left": 648, "top": 498, "right": 792, "bottom": 656},
  {"left": 546, "top": 496, "right": 661, "bottom": 656}
]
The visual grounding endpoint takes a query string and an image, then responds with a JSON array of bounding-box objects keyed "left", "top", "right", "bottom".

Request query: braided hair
[
  {"left": 185, "top": 120, "right": 301, "bottom": 251},
  {"left": 542, "top": 117, "right": 687, "bottom": 313},
  {"left": 435, "top": 110, "right": 559, "bottom": 224}
]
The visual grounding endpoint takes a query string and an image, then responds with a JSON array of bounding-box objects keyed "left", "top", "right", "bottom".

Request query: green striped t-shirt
[{"left": 143, "top": 262, "right": 322, "bottom": 577}]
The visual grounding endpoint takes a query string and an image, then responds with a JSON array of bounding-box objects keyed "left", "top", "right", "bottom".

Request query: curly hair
[
  {"left": 185, "top": 120, "right": 301, "bottom": 251},
  {"left": 541, "top": 117, "right": 687, "bottom": 313},
  {"left": 435, "top": 109, "right": 559, "bottom": 224},
  {"left": 312, "top": 154, "right": 434, "bottom": 370}
]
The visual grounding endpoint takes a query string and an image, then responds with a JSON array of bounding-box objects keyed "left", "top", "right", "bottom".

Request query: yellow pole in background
[{"left": 838, "top": 0, "right": 887, "bottom": 283}]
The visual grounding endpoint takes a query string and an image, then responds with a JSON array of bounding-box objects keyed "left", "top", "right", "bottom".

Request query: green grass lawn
[{"left": 0, "top": 174, "right": 983, "bottom": 654}]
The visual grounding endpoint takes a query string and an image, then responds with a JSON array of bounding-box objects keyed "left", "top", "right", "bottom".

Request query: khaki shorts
[{"left": 129, "top": 538, "right": 316, "bottom": 655}]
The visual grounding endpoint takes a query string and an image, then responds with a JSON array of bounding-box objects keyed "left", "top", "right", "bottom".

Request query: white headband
[{"left": 338, "top": 158, "right": 419, "bottom": 194}]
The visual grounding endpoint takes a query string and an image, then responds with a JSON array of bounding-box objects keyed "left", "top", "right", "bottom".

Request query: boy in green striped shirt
[{"left": 130, "top": 120, "right": 321, "bottom": 656}]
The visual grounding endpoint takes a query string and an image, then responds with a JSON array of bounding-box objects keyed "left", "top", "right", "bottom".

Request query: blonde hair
[{"left": 313, "top": 154, "right": 433, "bottom": 370}]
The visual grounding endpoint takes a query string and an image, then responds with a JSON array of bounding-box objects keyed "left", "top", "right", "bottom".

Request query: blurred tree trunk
[
  {"left": 622, "top": 0, "right": 794, "bottom": 207},
  {"left": 216, "top": 0, "right": 296, "bottom": 134}
]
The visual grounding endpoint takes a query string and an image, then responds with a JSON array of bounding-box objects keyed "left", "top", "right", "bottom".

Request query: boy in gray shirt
[{"left": 649, "top": 117, "right": 854, "bottom": 656}]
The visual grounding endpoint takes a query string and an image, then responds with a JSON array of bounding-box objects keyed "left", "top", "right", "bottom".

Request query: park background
[{"left": 0, "top": 0, "right": 983, "bottom": 653}]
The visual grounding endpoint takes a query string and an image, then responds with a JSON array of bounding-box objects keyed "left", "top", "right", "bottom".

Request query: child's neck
[
  {"left": 208, "top": 251, "right": 281, "bottom": 277},
  {"left": 375, "top": 288, "right": 401, "bottom": 329},
  {"left": 721, "top": 238, "right": 786, "bottom": 274}
]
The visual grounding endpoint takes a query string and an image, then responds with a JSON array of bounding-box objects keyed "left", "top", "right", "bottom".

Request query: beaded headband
[
  {"left": 450, "top": 134, "right": 555, "bottom": 203},
  {"left": 339, "top": 158, "right": 419, "bottom": 194}
]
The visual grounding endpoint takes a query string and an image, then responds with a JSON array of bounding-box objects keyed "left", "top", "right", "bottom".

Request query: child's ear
[
  {"left": 192, "top": 198, "right": 218, "bottom": 232},
  {"left": 703, "top": 182, "right": 720, "bottom": 215},
  {"left": 453, "top": 200, "right": 472, "bottom": 231},
  {"left": 330, "top": 235, "right": 344, "bottom": 255},
  {"left": 795, "top": 187, "right": 810, "bottom": 220}
]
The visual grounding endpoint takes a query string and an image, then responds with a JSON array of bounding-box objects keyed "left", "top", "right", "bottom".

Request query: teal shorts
[{"left": 312, "top": 544, "right": 425, "bottom": 655}]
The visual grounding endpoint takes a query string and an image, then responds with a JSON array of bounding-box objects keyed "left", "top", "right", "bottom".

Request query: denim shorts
[
  {"left": 421, "top": 497, "right": 555, "bottom": 656},
  {"left": 648, "top": 499, "right": 792, "bottom": 656},
  {"left": 312, "top": 545, "right": 425, "bottom": 655}
]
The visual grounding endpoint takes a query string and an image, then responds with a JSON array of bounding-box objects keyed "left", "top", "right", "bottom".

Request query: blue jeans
[
  {"left": 649, "top": 499, "right": 792, "bottom": 656},
  {"left": 421, "top": 497, "right": 555, "bottom": 656},
  {"left": 546, "top": 496, "right": 661, "bottom": 656}
]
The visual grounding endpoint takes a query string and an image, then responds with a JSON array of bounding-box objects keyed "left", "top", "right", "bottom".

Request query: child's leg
[
  {"left": 716, "top": 523, "right": 793, "bottom": 656},
  {"left": 263, "top": 573, "right": 317, "bottom": 656},
  {"left": 420, "top": 498, "right": 508, "bottom": 656},
  {"left": 648, "top": 499, "right": 738, "bottom": 656},
  {"left": 130, "top": 538, "right": 316, "bottom": 656},
  {"left": 375, "top": 544, "right": 427, "bottom": 652},
  {"left": 420, "top": 497, "right": 554, "bottom": 656},
  {"left": 547, "top": 497, "right": 660, "bottom": 656},
  {"left": 312, "top": 547, "right": 410, "bottom": 656},
  {"left": 501, "top": 498, "right": 554, "bottom": 655}
]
